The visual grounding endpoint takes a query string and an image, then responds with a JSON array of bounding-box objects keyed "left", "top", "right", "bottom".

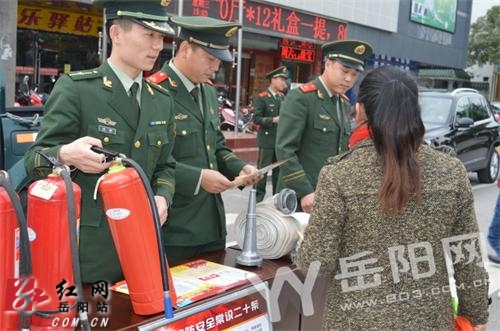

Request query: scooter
[
  {"left": 14, "top": 75, "right": 45, "bottom": 107},
  {"left": 218, "top": 96, "right": 256, "bottom": 133}
]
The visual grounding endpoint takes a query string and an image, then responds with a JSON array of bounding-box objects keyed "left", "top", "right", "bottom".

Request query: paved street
[{"left": 222, "top": 173, "right": 500, "bottom": 330}]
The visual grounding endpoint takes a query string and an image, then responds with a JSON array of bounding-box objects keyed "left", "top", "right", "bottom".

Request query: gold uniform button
[
  {"left": 322, "top": 128, "right": 326, "bottom": 132},
  {"left": 157, "top": 140, "right": 162, "bottom": 146},
  {"left": 134, "top": 140, "right": 141, "bottom": 148},
  {"left": 206, "top": 145, "right": 211, "bottom": 151},
  {"left": 181, "top": 130, "right": 187, "bottom": 136},
  {"left": 265, "top": 131, "right": 269, "bottom": 135},
  {"left": 209, "top": 163, "right": 214, "bottom": 169},
  {"left": 103, "top": 136, "right": 110, "bottom": 143}
]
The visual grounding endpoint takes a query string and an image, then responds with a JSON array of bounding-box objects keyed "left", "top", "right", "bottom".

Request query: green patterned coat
[{"left": 296, "top": 140, "right": 490, "bottom": 330}]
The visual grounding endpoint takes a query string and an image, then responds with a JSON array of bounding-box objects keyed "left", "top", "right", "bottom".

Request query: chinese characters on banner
[
  {"left": 280, "top": 38, "right": 316, "bottom": 63},
  {"left": 18, "top": 4, "right": 102, "bottom": 37},
  {"left": 187, "top": 0, "right": 347, "bottom": 43}
]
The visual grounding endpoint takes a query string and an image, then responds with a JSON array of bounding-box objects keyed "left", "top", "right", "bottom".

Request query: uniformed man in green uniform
[
  {"left": 24, "top": 0, "right": 176, "bottom": 283},
  {"left": 253, "top": 66, "right": 288, "bottom": 202},
  {"left": 147, "top": 16, "right": 259, "bottom": 262},
  {"left": 276, "top": 40, "right": 373, "bottom": 213}
]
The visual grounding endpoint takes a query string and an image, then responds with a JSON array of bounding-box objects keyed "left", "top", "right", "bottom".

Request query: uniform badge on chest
[{"left": 175, "top": 113, "right": 188, "bottom": 120}]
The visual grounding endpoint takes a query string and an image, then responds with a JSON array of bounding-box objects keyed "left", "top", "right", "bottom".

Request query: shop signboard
[
  {"left": 17, "top": 3, "right": 102, "bottom": 37},
  {"left": 138, "top": 282, "right": 272, "bottom": 331},
  {"left": 280, "top": 38, "right": 316, "bottom": 63},
  {"left": 185, "top": 0, "right": 347, "bottom": 43}
]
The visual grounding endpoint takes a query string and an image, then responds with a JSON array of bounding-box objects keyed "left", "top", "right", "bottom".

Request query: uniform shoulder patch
[
  {"left": 340, "top": 94, "right": 350, "bottom": 102},
  {"left": 146, "top": 71, "right": 169, "bottom": 84},
  {"left": 68, "top": 69, "right": 101, "bottom": 81},
  {"left": 299, "top": 84, "right": 317, "bottom": 93},
  {"left": 258, "top": 91, "right": 268, "bottom": 97},
  {"left": 325, "top": 150, "right": 352, "bottom": 165}
]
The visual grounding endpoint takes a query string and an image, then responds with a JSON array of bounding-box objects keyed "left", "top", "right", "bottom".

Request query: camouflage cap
[
  {"left": 169, "top": 16, "right": 241, "bottom": 62},
  {"left": 93, "top": 0, "right": 174, "bottom": 35},
  {"left": 266, "top": 66, "right": 289, "bottom": 80},
  {"left": 322, "top": 40, "right": 373, "bottom": 72}
]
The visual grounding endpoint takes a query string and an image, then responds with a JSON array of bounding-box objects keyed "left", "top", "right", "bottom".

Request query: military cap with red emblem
[
  {"left": 169, "top": 16, "right": 241, "bottom": 62},
  {"left": 322, "top": 40, "right": 373, "bottom": 72},
  {"left": 265, "top": 66, "right": 289, "bottom": 80},
  {"left": 93, "top": 0, "right": 174, "bottom": 35}
]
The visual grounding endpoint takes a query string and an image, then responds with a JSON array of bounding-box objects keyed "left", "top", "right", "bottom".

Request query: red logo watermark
[{"left": 4, "top": 277, "right": 49, "bottom": 312}]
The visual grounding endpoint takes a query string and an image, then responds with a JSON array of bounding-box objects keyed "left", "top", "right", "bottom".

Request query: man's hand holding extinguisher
[{"left": 58, "top": 136, "right": 169, "bottom": 224}]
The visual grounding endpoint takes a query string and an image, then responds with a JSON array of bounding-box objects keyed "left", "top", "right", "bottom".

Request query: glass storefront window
[{"left": 16, "top": 29, "right": 99, "bottom": 93}]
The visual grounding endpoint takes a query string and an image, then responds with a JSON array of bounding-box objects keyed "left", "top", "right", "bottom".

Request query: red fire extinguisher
[
  {"left": 93, "top": 147, "right": 175, "bottom": 318},
  {"left": 26, "top": 152, "right": 90, "bottom": 330},
  {"left": 0, "top": 171, "right": 32, "bottom": 330}
]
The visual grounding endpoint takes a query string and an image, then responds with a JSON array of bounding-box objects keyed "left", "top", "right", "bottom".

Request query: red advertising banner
[
  {"left": 280, "top": 38, "right": 317, "bottom": 63},
  {"left": 185, "top": 0, "right": 347, "bottom": 43}
]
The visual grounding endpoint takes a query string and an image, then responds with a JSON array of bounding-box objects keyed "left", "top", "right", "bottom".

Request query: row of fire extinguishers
[{"left": 1, "top": 147, "right": 176, "bottom": 330}]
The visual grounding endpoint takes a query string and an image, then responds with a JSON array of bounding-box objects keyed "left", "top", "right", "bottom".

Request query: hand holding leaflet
[{"left": 231, "top": 159, "right": 289, "bottom": 188}]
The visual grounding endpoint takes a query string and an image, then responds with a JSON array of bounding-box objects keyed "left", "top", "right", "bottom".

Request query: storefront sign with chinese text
[
  {"left": 18, "top": 4, "right": 102, "bottom": 37},
  {"left": 280, "top": 38, "right": 316, "bottom": 63}
]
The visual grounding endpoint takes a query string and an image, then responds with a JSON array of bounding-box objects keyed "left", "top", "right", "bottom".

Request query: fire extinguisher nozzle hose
[
  {"left": 164, "top": 293, "right": 174, "bottom": 319},
  {"left": 61, "top": 169, "right": 91, "bottom": 331},
  {"left": 1, "top": 170, "right": 33, "bottom": 329}
]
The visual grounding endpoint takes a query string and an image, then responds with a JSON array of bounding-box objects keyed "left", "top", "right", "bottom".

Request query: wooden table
[{"left": 83, "top": 247, "right": 326, "bottom": 330}]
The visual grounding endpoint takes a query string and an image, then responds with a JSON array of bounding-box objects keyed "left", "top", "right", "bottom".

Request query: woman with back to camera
[{"left": 295, "top": 66, "right": 489, "bottom": 330}]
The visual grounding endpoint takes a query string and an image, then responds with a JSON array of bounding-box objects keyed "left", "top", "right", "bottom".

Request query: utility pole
[
  {"left": 0, "top": 0, "right": 19, "bottom": 106},
  {"left": 234, "top": 0, "right": 243, "bottom": 137}
]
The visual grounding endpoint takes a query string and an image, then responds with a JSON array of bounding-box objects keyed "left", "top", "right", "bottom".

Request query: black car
[{"left": 420, "top": 88, "right": 500, "bottom": 183}]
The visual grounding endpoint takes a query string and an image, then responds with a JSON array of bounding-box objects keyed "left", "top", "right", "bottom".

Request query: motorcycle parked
[
  {"left": 218, "top": 95, "right": 256, "bottom": 133},
  {"left": 14, "top": 75, "right": 48, "bottom": 107}
]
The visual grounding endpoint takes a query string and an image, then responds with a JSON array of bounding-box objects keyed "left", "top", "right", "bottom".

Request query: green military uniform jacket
[
  {"left": 276, "top": 77, "right": 351, "bottom": 200},
  {"left": 24, "top": 62, "right": 176, "bottom": 283},
  {"left": 253, "top": 89, "right": 283, "bottom": 148},
  {"left": 149, "top": 63, "right": 246, "bottom": 248}
]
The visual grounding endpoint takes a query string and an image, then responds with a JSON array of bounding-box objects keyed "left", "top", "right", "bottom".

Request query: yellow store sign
[{"left": 18, "top": 4, "right": 102, "bottom": 37}]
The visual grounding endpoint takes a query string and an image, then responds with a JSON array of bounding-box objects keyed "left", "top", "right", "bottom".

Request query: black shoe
[{"left": 488, "top": 254, "right": 500, "bottom": 266}]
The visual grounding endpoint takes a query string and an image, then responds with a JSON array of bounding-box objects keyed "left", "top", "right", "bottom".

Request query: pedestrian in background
[
  {"left": 488, "top": 175, "right": 500, "bottom": 265},
  {"left": 253, "top": 66, "right": 288, "bottom": 202},
  {"left": 24, "top": 0, "right": 177, "bottom": 283},
  {"left": 295, "top": 66, "right": 489, "bottom": 330},
  {"left": 147, "top": 16, "right": 259, "bottom": 263},
  {"left": 276, "top": 40, "right": 372, "bottom": 212}
]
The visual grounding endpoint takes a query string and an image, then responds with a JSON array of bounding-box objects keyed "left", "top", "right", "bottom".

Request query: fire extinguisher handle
[{"left": 90, "top": 145, "right": 121, "bottom": 162}]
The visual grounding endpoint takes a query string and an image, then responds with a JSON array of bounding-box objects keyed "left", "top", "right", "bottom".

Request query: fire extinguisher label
[
  {"left": 30, "top": 180, "right": 58, "bottom": 200},
  {"left": 106, "top": 208, "right": 130, "bottom": 220}
]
